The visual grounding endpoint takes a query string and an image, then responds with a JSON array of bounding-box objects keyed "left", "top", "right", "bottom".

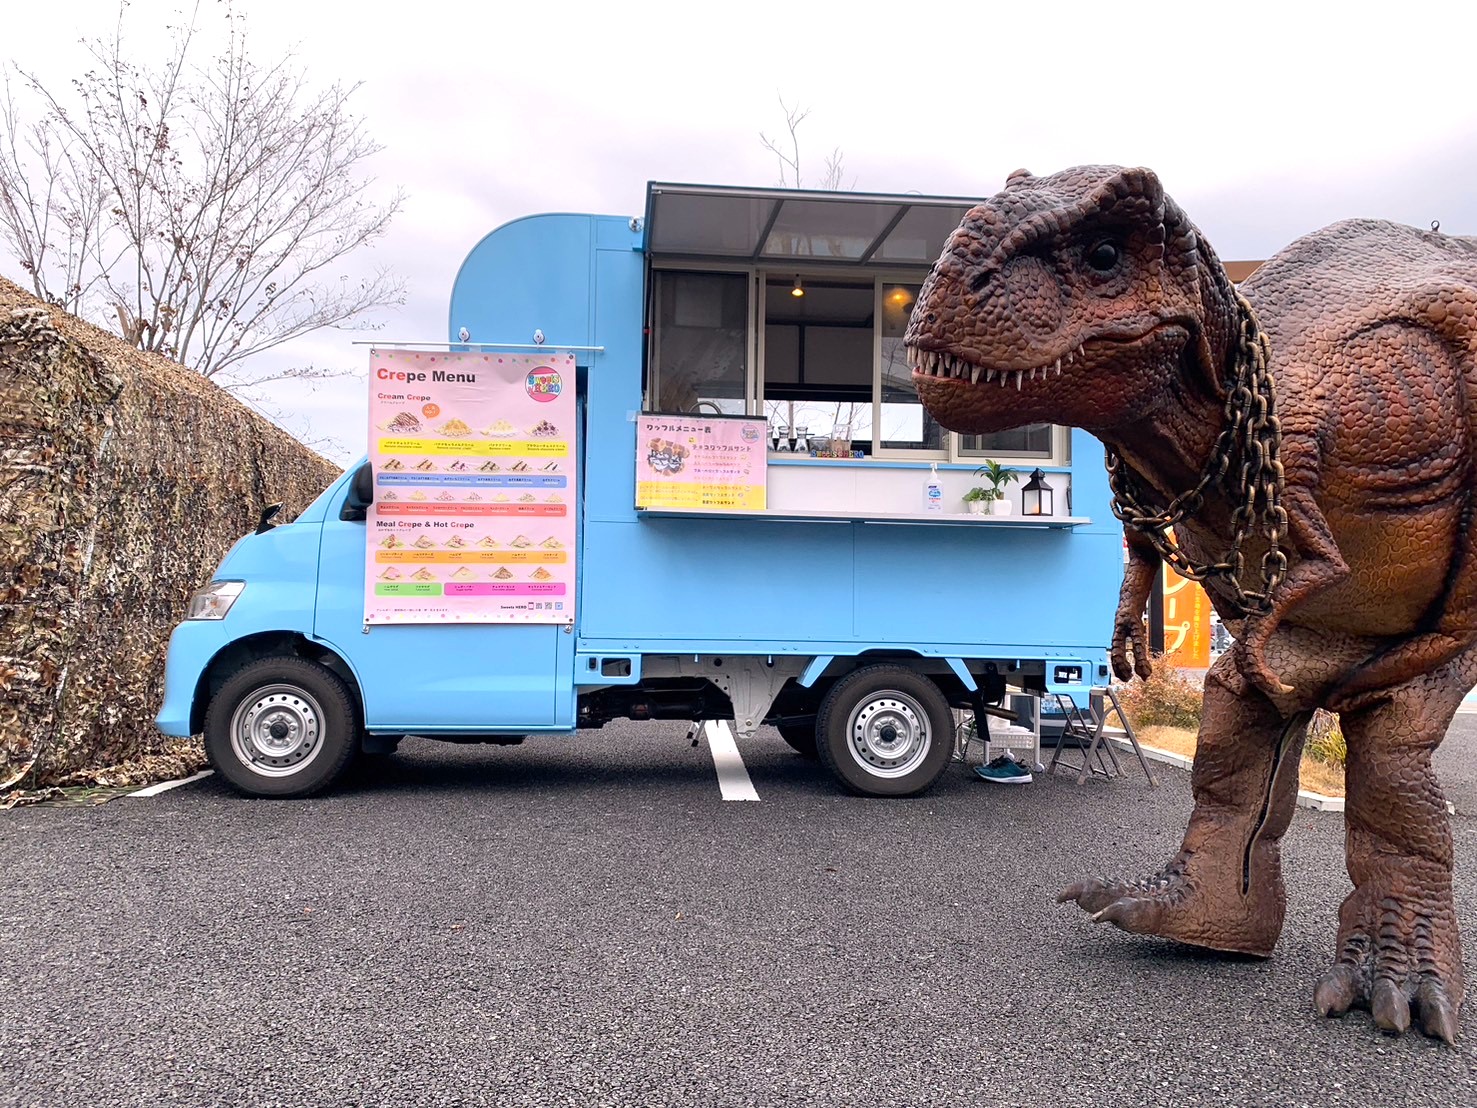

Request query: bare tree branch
[{"left": 0, "top": 0, "right": 404, "bottom": 391}]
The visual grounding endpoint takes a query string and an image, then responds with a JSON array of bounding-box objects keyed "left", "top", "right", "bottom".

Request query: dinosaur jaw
[{"left": 907, "top": 326, "right": 1189, "bottom": 435}]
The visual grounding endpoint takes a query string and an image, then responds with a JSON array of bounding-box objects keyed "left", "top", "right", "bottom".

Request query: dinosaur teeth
[
  {"left": 970, "top": 363, "right": 982, "bottom": 385},
  {"left": 1015, "top": 370, "right": 1023, "bottom": 390},
  {"left": 1055, "top": 358, "right": 1061, "bottom": 374}
]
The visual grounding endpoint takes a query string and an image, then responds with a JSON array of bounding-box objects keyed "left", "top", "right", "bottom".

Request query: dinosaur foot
[
  {"left": 1314, "top": 885, "right": 1465, "bottom": 1044},
  {"left": 1057, "top": 850, "right": 1283, "bottom": 956}
]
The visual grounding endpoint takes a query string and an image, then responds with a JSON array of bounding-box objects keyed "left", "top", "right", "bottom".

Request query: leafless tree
[
  {"left": 759, "top": 95, "right": 850, "bottom": 191},
  {"left": 0, "top": 1, "right": 404, "bottom": 387}
]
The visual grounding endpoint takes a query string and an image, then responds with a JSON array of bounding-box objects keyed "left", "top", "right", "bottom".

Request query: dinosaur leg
[
  {"left": 1313, "top": 659, "right": 1473, "bottom": 1043},
  {"left": 1058, "top": 650, "right": 1309, "bottom": 954}
]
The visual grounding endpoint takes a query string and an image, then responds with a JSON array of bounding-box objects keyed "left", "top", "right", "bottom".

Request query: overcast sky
[{"left": 6, "top": 0, "right": 1477, "bottom": 464}]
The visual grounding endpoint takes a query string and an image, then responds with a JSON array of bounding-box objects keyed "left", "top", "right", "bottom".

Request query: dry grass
[{"left": 1136, "top": 724, "right": 1346, "bottom": 798}]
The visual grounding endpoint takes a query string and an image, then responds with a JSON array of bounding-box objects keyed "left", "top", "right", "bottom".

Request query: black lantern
[{"left": 1021, "top": 468, "right": 1052, "bottom": 516}]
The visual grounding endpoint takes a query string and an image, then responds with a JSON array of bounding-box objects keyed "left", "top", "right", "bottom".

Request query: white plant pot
[
  {"left": 967, "top": 500, "right": 987, "bottom": 515},
  {"left": 994, "top": 499, "right": 1014, "bottom": 516}
]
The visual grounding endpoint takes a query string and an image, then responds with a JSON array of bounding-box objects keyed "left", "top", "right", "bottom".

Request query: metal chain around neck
[{"left": 1105, "top": 291, "right": 1288, "bottom": 616}]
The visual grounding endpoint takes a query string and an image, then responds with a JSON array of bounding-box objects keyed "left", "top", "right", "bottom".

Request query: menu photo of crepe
[
  {"left": 491, "top": 567, "right": 515, "bottom": 580},
  {"left": 540, "top": 461, "right": 560, "bottom": 472},
  {"left": 509, "top": 461, "right": 531, "bottom": 473},
  {"left": 377, "top": 566, "right": 403, "bottom": 580},
  {"left": 466, "top": 492, "right": 483, "bottom": 502},
  {"left": 544, "top": 493, "right": 562, "bottom": 503},
  {"left": 539, "top": 536, "right": 564, "bottom": 549},
  {"left": 492, "top": 493, "right": 511, "bottom": 503},
  {"left": 529, "top": 567, "right": 554, "bottom": 581},
  {"left": 509, "top": 534, "right": 534, "bottom": 549},
  {"left": 414, "top": 458, "right": 437, "bottom": 472},
  {"left": 382, "top": 490, "right": 400, "bottom": 501},
  {"left": 476, "top": 536, "right": 500, "bottom": 549},
  {"left": 450, "top": 566, "right": 478, "bottom": 581},
  {"left": 382, "top": 411, "right": 421, "bottom": 434},
  {"left": 530, "top": 419, "right": 559, "bottom": 438},
  {"left": 436, "top": 491, "right": 456, "bottom": 502},
  {"left": 412, "top": 534, "right": 438, "bottom": 550},
  {"left": 382, "top": 458, "right": 405, "bottom": 471},
  {"left": 438, "top": 418, "right": 472, "bottom": 438},
  {"left": 411, "top": 567, "right": 437, "bottom": 582},
  {"left": 443, "top": 534, "right": 468, "bottom": 549},
  {"left": 517, "top": 493, "right": 537, "bottom": 503},
  {"left": 478, "top": 460, "right": 500, "bottom": 472},
  {"left": 448, "top": 459, "right": 470, "bottom": 472},
  {"left": 482, "top": 419, "right": 516, "bottom": 438},
  {"left": 378, "top": 534, "right": 403, "bottom": 549},
  {"left": 410, "top": 491, "right": 429, "bottom": 502}
]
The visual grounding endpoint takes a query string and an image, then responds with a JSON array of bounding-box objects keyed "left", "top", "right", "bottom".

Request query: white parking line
[
  {"left": 704, "top": 721, "right": 759, "bottom": 801},
  {"left": 126, "top": 769, "right": 214, "bottom": 797}
]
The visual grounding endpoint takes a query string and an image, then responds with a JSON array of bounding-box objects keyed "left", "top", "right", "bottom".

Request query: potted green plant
[{"left": 965, "top": 461, "right": 1017, "bottom": 515}]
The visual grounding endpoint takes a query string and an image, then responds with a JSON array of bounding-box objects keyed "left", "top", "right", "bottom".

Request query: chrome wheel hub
[
  {"left": 230, "top": 684, "right": 325, "bottom": 778},
  {"left": 846, "top": 691, "right": 931, "bottom": 778}
]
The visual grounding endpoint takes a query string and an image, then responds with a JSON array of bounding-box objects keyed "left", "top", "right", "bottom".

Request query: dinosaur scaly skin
[{"left": 904, "top": 165, "right": 1477, "bottom": 1044}]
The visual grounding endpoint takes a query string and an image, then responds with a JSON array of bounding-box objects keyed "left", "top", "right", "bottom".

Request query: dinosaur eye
[{"left": 1086, "top": 240, "right": 1120, "bottom": 272}]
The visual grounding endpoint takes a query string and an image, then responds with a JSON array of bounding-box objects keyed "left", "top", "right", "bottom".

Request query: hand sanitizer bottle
[{"left": 924, "top": 462, "right": 943, "bottom": 513}]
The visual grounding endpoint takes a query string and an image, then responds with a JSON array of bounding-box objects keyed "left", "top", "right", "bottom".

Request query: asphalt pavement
[{"left": 5, "top": 718, "right": 1477, "bottom": 1107}]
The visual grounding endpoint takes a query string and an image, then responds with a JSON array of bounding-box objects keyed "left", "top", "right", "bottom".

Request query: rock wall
[{"left": 0, "top": 278, "right": 341, "bottom": 789}]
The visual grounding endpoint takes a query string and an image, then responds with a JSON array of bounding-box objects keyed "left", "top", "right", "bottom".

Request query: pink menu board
[
  {"left": 634, "top": 413, "right": 767, "bottom": 512},
  {"left": 365, "top": 349, "right": 577, "bottom": 624}
]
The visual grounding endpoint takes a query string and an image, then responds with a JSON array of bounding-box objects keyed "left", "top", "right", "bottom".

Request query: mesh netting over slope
[{"left": 0, "top": 278, "right": 342, "bottom": 789}]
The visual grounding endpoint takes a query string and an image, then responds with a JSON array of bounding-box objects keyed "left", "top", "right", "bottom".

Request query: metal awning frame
[{"left": 643, "top": 182, "right": 980, "bottom": 270}]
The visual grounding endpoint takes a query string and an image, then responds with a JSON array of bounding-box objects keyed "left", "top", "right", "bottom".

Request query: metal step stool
[{"left": 1047, "top": 686, "right": 1158, "bottom": 787}]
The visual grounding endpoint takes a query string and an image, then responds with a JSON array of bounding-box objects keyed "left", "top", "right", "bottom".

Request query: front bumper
[{"left": 155, "top": 619, "right": 236, "bottom": 736}]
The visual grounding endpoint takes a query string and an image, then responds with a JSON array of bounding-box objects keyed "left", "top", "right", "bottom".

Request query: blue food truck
[{"left": 156, "top": 183, "right": 1123, "bottom": 799}]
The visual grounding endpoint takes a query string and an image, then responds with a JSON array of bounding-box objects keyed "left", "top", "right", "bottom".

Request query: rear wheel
[
  {"left": 205, "top": 656, "right": 359, "bottom": 798},
  {"left": 815, "top": 665, "right": 952, "bottom": 797},
  {"left": 776, "top": 721, "right": 818, "bottom": 759}
]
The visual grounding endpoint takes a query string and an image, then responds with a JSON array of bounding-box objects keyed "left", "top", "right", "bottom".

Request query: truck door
[
  {"left": 314, "top": 509, "right": 573, "bottom": 731},
  {"left": 314, "top": 519, "right": 570, "bottom": 731}
]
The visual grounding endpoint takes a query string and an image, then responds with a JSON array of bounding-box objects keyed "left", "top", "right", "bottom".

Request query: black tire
[
  {"left": 815, "top": 665, "right": 953, "bottom": 797},
  {"left": 777, "top": 722, "right": 818, "bottom": 759},
  {"left": 205, "top": 656, "right": 360, "bottom": 798}
]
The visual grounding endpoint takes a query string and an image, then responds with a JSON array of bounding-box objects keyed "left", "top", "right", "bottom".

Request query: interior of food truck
[{"left": 640, "top": 183, "right": 1071, "bottom": 517}]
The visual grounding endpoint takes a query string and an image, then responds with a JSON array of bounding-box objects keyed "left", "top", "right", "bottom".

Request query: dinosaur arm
[
  {"left": 1237, "top": 476, "right": 1350, "bottom": 697},
  {"left": 1112, "top": 527, "right": 1160, "bottom": 681}
]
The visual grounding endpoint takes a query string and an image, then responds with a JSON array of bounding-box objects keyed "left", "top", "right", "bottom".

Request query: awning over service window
[{"left": 643, "top": 183, "right": 980, "bottom": 267}]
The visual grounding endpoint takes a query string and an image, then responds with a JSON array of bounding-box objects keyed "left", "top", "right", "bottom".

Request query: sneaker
[{"left": 975, "top": 754, "right": 1033, "bottom": 785}]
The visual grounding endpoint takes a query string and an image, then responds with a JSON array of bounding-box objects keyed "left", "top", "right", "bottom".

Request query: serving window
[{"left": 645, "top": 266, "right": 1065, "bottom": 467}]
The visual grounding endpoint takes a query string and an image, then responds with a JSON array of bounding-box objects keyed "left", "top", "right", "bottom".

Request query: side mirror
[{"left": 339, "top": 462, "right": 374, "bottom": 521}]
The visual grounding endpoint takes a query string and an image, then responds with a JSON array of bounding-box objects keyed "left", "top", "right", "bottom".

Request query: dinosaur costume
[{"left": 903, "top": 165, "right": 1477, "bottom": 1044}]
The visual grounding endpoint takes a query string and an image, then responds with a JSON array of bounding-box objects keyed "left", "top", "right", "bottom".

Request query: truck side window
[{"left": 648, "top": 271, "right": 748, "bottom": 415}]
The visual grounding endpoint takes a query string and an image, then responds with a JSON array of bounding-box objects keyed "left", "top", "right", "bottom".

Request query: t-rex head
[{"left": 905, "top": 166, "right": 1230, "bottom": 435}]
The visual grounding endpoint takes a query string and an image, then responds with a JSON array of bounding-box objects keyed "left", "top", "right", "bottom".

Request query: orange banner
[{"left": 1162, "top": 567, "right": 1211, "bottom": 667}]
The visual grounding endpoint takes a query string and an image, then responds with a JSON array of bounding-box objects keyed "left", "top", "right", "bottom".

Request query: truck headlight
[{"left": 187, "top": 581, "right": 245, "bottom": 620}]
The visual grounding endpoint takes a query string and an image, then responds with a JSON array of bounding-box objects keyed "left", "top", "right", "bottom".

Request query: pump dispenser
[{"left": 924, "top": 463, "right": 943, "bottom": 513}]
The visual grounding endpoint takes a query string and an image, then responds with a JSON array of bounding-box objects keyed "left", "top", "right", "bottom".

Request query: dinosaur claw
[
  {"left": 1371, "top": 980, "right": 1412, "bottom": 1035},
  {"left": 1092, "top": 895, "right": 1165, "bottom": 935},
  {"left": 1314, "top": 964, "right": 1358, "bottom": 1017},
  {"left": 1056, "top": 878, "right": 1103, "bottom": 906},
  {"left": 1417, "top": 981, "right": 1459, "bottom": 1045}
]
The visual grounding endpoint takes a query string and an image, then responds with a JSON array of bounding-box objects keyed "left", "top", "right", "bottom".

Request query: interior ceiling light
[{"left": 791, "top": 276, "right": 804, "bottom": 298}]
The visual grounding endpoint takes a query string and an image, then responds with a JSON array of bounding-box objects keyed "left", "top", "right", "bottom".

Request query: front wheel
[
  {"left": 815, "top": 665, "right": 953, "bottom": 797},
  {"left": 205, "top": 656, "right": 359, "bottom": 798}
]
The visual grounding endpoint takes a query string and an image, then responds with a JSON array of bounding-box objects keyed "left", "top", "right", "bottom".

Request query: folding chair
[{"left": 1047, "top": 686, "right": 1158, "bottom": 787}]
